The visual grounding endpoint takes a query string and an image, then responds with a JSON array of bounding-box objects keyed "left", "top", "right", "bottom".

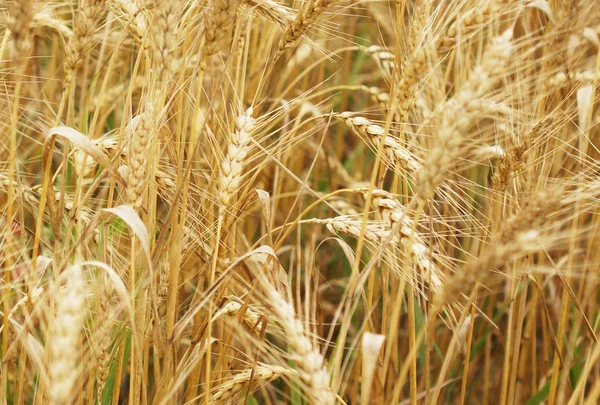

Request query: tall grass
[{"left": 1, "top": 0, "right": 600, "bottom": 404}]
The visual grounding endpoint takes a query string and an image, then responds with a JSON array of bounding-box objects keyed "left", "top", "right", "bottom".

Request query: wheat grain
[
  {"left": 212, "top": 300, "right": 264, "bottom": 330},
  {"left": 364, "top": 45, "right": 396, "bottom": 79},
  {"left": 361, "top": 85, "right": 390, "bottom": 108}
]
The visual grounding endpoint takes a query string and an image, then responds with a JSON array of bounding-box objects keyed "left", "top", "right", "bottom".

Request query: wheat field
[{"left": 1, "top": 0, "right": 600, "bottom": 404}]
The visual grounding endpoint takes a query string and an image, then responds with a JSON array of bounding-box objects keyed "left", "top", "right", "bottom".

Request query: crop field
[{"left": 1, "top": 0, "right": 600, "bottom": 404}]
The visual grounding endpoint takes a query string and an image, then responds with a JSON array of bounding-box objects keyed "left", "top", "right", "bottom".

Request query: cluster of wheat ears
[{"left": 1, "top": 0, "right": 600, "bottom": 404}]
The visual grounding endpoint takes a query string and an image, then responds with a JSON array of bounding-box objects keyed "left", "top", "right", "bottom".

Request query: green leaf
[{"left": 525, "top": 380, "right": 550, "bottom": 405}]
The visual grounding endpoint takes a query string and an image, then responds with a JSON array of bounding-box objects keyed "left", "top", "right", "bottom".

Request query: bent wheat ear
[
  {"left": 210, "top": 364, "right": 298, "bottom": 403},
  {"left": 335, "top": 112, "right": 423, "bottom": 174},
  {"left": 316, "top": 215, "right": 443, "bottom": 292}
]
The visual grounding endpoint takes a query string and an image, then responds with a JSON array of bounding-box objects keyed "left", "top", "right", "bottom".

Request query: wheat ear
[
  {"left": 125, "top": 113, "right": 153, "bottom": 209},
  {"left": 94, "top": 274, "right": 117, "bottom": 403},
  {"left": 264, "top": 286, "right": 335, "bottom": 404},
  {"left": 276, "top": 0, "right": 336, "bottom": 57},
  {"left": 64, "top": 0, "right": 104, "bottom": 84},
  {"left": 211, "top": 364, "right": 298, "bottom": 403},
  {"left": 218, "top": 108, "right": 256, "bottom": 208},
  {"left": 150, "top": 1, "right": 179, "bottom": 87},
  {"left": 204, "top": 0, "right": 240, "bottom": 56},
  {"left": 417, "top": 29, "right": 514, "bottom": 200},
  {"left": 6, "top": 0, "right": 34, "bottom": 62},
  {"left": 242, "top": 0, "right": 294, "bottom": 29},
  {"left": 393, "top": 0, "right": 432, "bottom": 121},
  {"left": 108, "top": 0, "right": 147, "bottom": 41},
  {"left": 47, "top": 265, "right": 87, "bottom": 405},
  {"left": 434, "top": 190, "right": 561, "bottom": 307},
  {"left": 335, "top": 112, "right": 423, "bottom": 174},
  {"left": 312, "top": 214, "right": 443, "bottom": 292}
]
